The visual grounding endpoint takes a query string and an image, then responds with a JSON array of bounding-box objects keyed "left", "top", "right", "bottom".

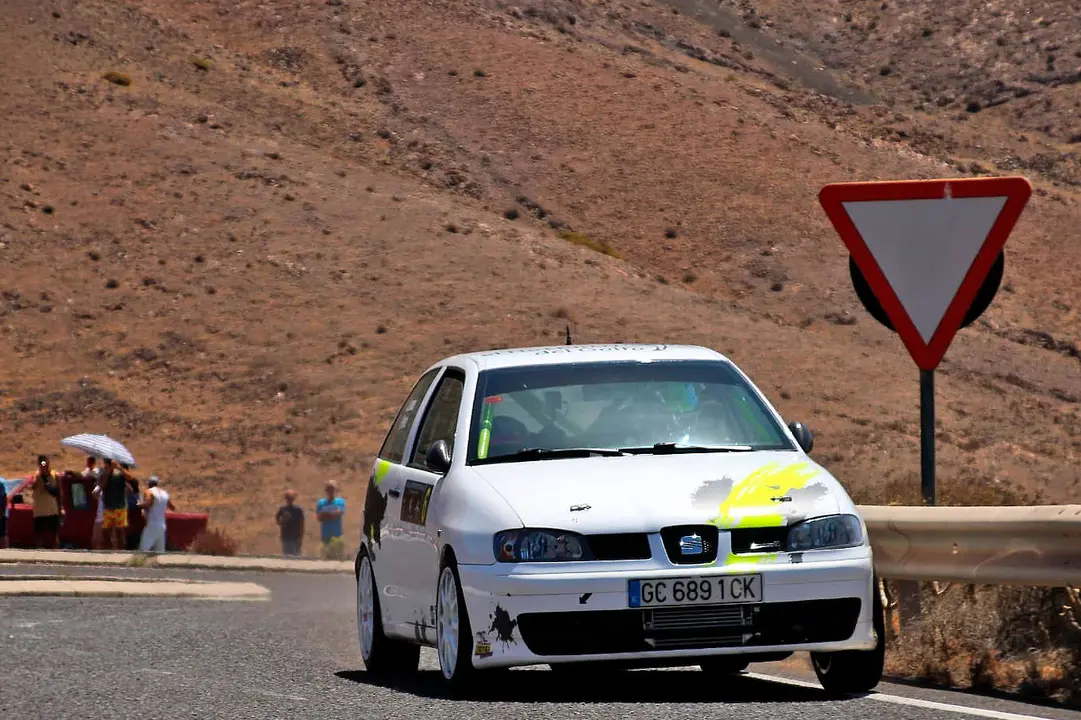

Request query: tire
[
  {"left": 699, "top": 657, "right": 750, "bottom": 675},
  {"left": 809, "top": 575, "right": 886, "bottom": 696},
  {"left": 357, "top": 552, "right": 421, "bottom": 673},
  {"left": 436, "top": 558, "right": 477, "bottom": 689}
]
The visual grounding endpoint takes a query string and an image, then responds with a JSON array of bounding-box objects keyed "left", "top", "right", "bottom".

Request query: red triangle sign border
[{"left": 818, "top": 176, "right": 1033, "bottom": 371}]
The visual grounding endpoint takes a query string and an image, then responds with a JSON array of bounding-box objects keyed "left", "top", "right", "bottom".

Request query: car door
[
  {"left": 364, "top": 366, "right": 441, "bottom": 633},
  {"left": 59, "top": 473, "right": 96, "bottom": 549},
  {"left": 395, "top": 367, "right": 466, "bottom": 644}
]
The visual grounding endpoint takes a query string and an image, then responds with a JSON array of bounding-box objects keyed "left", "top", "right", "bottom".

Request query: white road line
[{"left": 746, "top": 672, "right": 1057, "bottom": 720}]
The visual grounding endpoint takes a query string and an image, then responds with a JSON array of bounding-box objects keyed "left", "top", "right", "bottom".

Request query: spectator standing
[
  {"left": 99, "top": 457, "right": 130, "bottom": 550},
  {"left": 0, "top": 478, "right": 8, "bottom": 549},
  {"left": 122, "top": 464, "right": 141, "bottom": 550},
  {"left": 315, "top": 481, "right": 346, "bottom": 549},
  {"left": 276, "top": 489, "right": 304, "bottom": 557},
  {"left": 139, "top": 475, "right": 174, "bottom": 553},
  {"left": 30, "top": 455, "right": 63, "bottom": 549},
  {"left": 83, "top": 457, "right": 104, "bottom": 549},
  {"left": 82, "top": 456, "right": 101, "bottom": 481}
]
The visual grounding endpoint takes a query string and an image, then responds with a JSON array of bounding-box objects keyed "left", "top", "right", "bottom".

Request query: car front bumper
[{"left": 457, "top": 547, "right": 876, "bottom": 668}]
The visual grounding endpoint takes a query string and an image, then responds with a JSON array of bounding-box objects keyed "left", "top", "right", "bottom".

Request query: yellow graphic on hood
[
  {"left": 711, "top": 460, "right": 820, "bottom": 530},
  {"left": 709, "top": 460, "right": 821, "bottom": 568}
]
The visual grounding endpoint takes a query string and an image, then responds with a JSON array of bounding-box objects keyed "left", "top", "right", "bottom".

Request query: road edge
[{"left": 0, "top": 549, "right": 353, "bottom": 574}]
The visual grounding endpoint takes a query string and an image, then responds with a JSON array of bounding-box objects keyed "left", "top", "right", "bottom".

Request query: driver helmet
[{"left": 660, "top": 382, "right": 699, "bottom": 414}]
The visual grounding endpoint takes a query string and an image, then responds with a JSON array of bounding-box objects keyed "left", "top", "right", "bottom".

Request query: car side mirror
[
  {"left": 426, "top": 439, "right": 452, "bottom": 475},
  {"left": 788, "top": 421, "right": 814, "bottom": 453}
]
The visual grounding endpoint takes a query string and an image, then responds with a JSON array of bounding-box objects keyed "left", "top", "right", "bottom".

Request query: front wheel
[
  {"left": 357, "top": 553, "right": 420, "bottom": 673},
  {"left": 809, "top": 575, "right": 886, "bottom": 696},
  {"left": 436, "top": 560, "right": 477, "bottom": 689}
]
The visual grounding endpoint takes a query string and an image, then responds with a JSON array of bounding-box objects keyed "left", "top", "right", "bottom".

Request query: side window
[
  {"left": 410, "top": 371, "right": 466, "bottom": 468},
  {"left": 378, "top": 368, "right": 440, "bottom": 464},
  {"left": 69, "top": 481, "right": 89, "bottom": 510}
]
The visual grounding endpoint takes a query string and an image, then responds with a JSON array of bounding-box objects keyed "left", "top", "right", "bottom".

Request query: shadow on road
[{"left": 335, "top": 667, "right": 842, "bottom": 703}]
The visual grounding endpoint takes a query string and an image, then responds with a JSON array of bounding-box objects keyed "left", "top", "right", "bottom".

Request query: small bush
[
  {"left": 321, "top": 536, "right": 348, "bottom": 560},
  {"left": 190, "top": 527, "right": 239, "bottom": 556},
  {"left": 867, "top": 470, "right": 1081, "bottom": 703},
  {"left": 102, "top": 71, "right": 132, "bottom": 86},
  {"left": 558, "top": 230, "right": 621, "bottom": 259},
  {"left": 886, "top": 584, "right": 1081, "bottom": 703},
  {"left": 190, "top": 56, "right": 213, "bottom": 72}
]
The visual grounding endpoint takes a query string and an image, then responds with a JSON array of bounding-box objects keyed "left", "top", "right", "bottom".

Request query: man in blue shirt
[{"left": 315, "top": 481, "right": 346, "bottom": 547}]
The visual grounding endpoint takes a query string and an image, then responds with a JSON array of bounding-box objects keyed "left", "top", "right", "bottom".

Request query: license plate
[{"left": 627, "top": 574, "right": 763, "bottom": 608}]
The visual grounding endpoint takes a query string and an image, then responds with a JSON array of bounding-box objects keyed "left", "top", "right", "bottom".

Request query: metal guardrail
[{"left": 858, "top": 504, "right": 1081, "bottom": 586}]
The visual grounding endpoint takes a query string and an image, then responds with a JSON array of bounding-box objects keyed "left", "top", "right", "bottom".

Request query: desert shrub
[
  {"left": 190, "top": 56, "right": 213, "bottom": 72},
  {"left": 886, "top": 583, "right": 1081, "bottom": 703},
  {"left": 321, "top": 536, "right": 348, "bottom": 560},
  {"left": 867, "top": 468, "right": 1076, "bottom": 703},
  {"left": 102, "top": 71, "right": 132, "bottom": 86},
  {"left": 558, "top": 230, "right": 621, "bottom": 259},
  {"left": 190, "top": 527, "right": 239, "bottom": 556}
]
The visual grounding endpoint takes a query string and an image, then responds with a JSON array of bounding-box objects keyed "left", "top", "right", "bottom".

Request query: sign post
[
  {"left": 920, "top": 369, "right": 934, "bottom": 506},
  {"left": 818, "top": 176, "right": 1032, "bottom": 625}
]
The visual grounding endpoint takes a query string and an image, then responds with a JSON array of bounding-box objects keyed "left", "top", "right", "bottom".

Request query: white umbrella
[{"left": 61, "top": 434, "right": 136, "bottom": 467}]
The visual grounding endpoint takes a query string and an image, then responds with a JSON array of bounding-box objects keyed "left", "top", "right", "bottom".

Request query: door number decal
[{"left": 401, "top": 480, "right": 433, "bottom": 525}]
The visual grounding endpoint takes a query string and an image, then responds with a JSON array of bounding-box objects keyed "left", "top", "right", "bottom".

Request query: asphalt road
[{"left": 1, "top": 564, "right": 1078, "bottom": 720}]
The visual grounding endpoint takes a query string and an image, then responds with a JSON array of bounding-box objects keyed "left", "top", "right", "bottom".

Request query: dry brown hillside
[{"left": 1, "top": 0, "right": 1079, "bottom": 554}]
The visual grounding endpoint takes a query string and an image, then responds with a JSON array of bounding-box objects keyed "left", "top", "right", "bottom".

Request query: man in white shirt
[{"left": 139, "top": 476, "right": 175, "bottom": 553}]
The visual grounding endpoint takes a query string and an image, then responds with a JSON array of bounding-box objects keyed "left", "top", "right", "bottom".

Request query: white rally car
[{"left": 355, "top": 343, "right": 884, "bottom": 694}]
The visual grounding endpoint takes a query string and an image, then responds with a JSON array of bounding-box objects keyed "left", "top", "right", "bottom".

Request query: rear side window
[{"left": 378, "top": 368, "right": 440, "bottom": 464}]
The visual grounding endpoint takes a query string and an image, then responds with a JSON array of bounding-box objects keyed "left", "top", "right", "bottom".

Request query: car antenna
[{"left": 565, "top": 324, "right": 573, "bottom": 345}]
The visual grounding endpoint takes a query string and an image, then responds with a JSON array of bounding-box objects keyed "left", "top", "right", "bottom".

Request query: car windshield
[{"left": 467, "top": 360, "right": 794, "bottom": 465}]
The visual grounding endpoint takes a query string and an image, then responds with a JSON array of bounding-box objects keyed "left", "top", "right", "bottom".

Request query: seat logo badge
[
  {"left": 679, "top": 534, "right": 704, "bottom": 555},
  {"left": 569, "top": 504, "right": 591, "bottom": 512}
]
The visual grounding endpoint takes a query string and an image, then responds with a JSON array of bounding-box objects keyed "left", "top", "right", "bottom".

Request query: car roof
[{"left": 437, "top": 343, "right": 730, "bottom": 373}]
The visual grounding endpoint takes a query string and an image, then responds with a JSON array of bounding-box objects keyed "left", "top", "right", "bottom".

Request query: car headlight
[
  {"left": 787, "top": 514, "right": 864, "bottom": 551},
  {"left": 494, "top": 529, "right": 587, "bottom": 562}
]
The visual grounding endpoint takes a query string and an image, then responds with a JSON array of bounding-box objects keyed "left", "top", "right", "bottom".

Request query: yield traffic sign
[{"left": 818, "top": 177, "right": 1032, "bottom": 371}]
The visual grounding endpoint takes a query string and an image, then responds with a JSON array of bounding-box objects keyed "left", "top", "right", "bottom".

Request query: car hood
[{"left": 471, "top": 451, "right": 845, "bottom": 534}]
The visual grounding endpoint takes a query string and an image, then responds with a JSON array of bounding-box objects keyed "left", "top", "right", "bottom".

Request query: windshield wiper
[
  {"left": 618, "top": 442, "right": 755, "bottom": 455},
  {"left": 479, "top": 447, "right": 627, "bottom": 463}
]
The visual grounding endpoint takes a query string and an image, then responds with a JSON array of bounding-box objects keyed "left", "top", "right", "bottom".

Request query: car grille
[
  {"left": 660, "top": 525, "right": 719, "bottom": 564},
  {"left": 728, "top": 527, "right": 789, "bottom": 554},
  {"left": 586, "top": 533, "right": 652, "bottom": 561},
  {"left": 516, "top": 598, "right": 862, "bottom": 656}
]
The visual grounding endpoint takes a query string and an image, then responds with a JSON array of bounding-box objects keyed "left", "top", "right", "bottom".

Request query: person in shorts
[
  {"left": 315, "top": 481, "right": 346, "bottom": 549},
  {"left": 100, "top": 457, "right": 130, "bottom": 550},
  {"left": 30, "top": 455, "right": 63, "bottom": 549}
]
